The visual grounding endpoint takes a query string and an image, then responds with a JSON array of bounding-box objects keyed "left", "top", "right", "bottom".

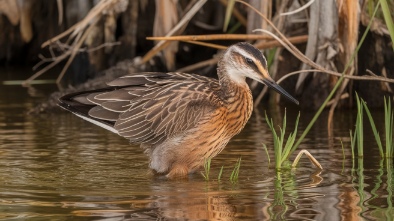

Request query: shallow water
[{"left": 0, "top": 69, "right": 393, "bottom": 220}]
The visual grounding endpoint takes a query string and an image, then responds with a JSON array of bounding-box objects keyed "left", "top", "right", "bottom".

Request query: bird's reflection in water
[
  {"left": 140, "top": 177, "right": 237, "bottom": 220},
  {"left": 156, "top": 194, "right": 236, "bottom": 220}
]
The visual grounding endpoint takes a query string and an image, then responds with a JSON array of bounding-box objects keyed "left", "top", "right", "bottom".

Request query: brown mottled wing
[{"left": 88, "top": 72, "right": 222, "bottom": 145}]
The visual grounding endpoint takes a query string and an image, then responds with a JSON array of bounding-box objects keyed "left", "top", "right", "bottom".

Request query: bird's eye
[{"left": 245, "top": 57, "right": 253, "bottom": 64}]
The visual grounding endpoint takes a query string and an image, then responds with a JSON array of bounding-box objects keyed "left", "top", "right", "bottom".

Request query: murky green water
[{"left": 0, "top": 69, "right": 393, "bottom": 220}]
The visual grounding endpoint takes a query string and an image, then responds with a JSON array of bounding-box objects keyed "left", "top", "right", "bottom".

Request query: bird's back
[{"left": 59, "top": 71, "right": 224, "bottom": 145}]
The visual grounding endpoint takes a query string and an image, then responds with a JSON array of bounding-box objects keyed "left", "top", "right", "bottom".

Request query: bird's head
[{"left": 221, "top": 42, "right": 299, "bottom": 105}]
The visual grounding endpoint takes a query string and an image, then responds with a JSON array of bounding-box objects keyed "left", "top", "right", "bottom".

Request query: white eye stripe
[{"left": 233, "top": 45, "right": 267, "bottom": 68}]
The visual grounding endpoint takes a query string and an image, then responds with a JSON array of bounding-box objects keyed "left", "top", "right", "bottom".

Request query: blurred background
[{"left": 0, "top": 0, "right": 393, "bottom": 110}]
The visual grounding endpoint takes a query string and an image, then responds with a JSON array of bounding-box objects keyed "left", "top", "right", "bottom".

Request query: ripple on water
[{"left": 0, "top": 82, "right": 393, "bottom": 220}]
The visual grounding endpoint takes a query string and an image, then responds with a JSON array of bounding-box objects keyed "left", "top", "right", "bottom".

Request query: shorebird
[{"left": 59, "top": 42, "right": 299, "bottom": 178}]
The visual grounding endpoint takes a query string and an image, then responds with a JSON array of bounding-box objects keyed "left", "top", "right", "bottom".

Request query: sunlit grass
[
  {"left": 265, "top": 110, "right": 300, "bottom": 169},
  {"left": 200, "top": 157, "right": 241, "bottom": 182},
  {"left": 354, "top": 95, "right": 393, "bottom": 158},
  {"left": 218, "top": 166, "right": 224, "bottom": 181},
  {"left": 229, "top": 157, "right": 241, "bottom": 183},
  {"left": 262, "top": 143, "right": 270, "bottom": 166},
  {"left": 362, "top": 97, "right": 384, "bottom": 157},
  {"left": 201, "top": 158, "right": 211, "bottom": 181},
  {"left": 352, "top": 93, "right": 364, "bottom": 157},
  {"left": 384, "top": 97, "right": 393, "bottom": 158}
]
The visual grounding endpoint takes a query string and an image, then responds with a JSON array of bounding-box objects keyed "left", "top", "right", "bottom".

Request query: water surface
[{"left": 0, "top": 69, "right": 393, "bottom": 220}]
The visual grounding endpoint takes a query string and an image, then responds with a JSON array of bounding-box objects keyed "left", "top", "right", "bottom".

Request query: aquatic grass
[
  {"left": 229, "top": 157, "right": 241, "bottom": 183},
  {"left": 265, "top": 110, "right": 300, "bottom": 169},
  {"left": 201, "top": 157, "right": 241, "bottom": 182},
  {"left": 218, "top": 166, "right": 224, "bottom": 181},
  {"left": 340, "top": 139, "right": 345, "bottom": 161},
  {"left": 356, "top": 158, "right": 367, "bottom": 215},
  {"left": 384, "top": 97, "right": 393, "bottom": 158},
  {"left": 368, "top": 159, "right": 384, "bottom": 215},
  {"left": 268, "top": 172, "right": 288, "bottom": 219},
  {"left": 385, "top": 159, "right": 393, "bottom": 220},
  {"left": 350, "top": 130, "right": 356, "bottom": 160},
  {"left": 353, "top": 93, "right": 364, "bottom": 157},
  {"left": 362, "top": 97, "right": 384, "bottom": 157},
  {"left": 358, "top": 96, "right": 393, "bottom": 158},
  {"left": 262, "top": 143, "right": 271, "bottom": 166},
  {"left": 201, "top": 158, "right": 211, "bottom": 181}
]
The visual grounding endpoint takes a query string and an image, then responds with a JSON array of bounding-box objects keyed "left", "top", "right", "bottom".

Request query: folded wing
[{"left": 59, "top": 72, "right": 222, "bottom": 145}]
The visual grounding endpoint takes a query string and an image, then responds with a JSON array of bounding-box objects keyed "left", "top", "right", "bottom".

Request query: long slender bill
[{"left": 263, "top": 79, "right": 299, "bottom": 105}]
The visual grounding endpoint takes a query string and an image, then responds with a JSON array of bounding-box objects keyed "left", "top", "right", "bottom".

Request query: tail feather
[{"left": 58, "top": 89, "right": 119, "bottom": 134}]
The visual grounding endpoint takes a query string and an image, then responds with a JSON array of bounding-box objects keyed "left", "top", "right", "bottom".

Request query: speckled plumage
[{"left": 59, "top": 42, "right": 298, "bottom": 178}]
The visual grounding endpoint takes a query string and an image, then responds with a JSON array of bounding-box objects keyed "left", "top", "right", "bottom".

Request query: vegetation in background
[
  {"left": 352, "top": 95, "right": 393, "bottom": 158},
  {"left": 378, "top": 0, "right": 394, "bottom": 50},
  {"left": 292, "top": 0, "right": 382, "bottom": 150}
]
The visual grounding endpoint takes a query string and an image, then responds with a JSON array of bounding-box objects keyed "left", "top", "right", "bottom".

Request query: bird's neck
[
  {"left": 217, "top": 62, "right": 253, "bottom": 136},
  {"left": 217, "top": 60, "right": 253, "bottom": 126},
  {"left": 217, "top": 59, "right": 248, "bottom": 94}
]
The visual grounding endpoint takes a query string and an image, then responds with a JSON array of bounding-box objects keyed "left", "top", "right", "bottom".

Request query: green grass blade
[
  {"left": 265, "top": 112, "right": 282, "bottom": 168},
  {"left": 288, "top": 113, "right": 301, "bottom": 155},
  {"left": 282, "top": 132, "right": 295, "bottom": 163},
  {"left": 385, "top": 97, "right": 389, "bottom": 157},
  {"left": 230, "top": 157, "right": 241, "bottom": 183},
  {"left": 362, "top": 98, "right": 383, "bottom": 157},
  {"left": 262, "top": 143, "right": 271, "bottom": 165},
  {"left": 350, "top": 130, "right": 356, "bottom": 159},
  {"left": 201, "top": 158, "right": 211, "bottom": 181},
  {"left": 355, "top": 93, "right": 364, "bottom": 157},
  {"left": 379, "top": 0, "right": 394, "bottom": 51},
  {"left": 218, "top": 166, "right": 224, "bottom": 181},
  {"left": 384, "top": 97, "right": 393, "bottom": 158}
]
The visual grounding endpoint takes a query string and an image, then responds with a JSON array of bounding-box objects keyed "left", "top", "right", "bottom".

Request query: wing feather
[
  {"left": 60, "top": 72, "right": 223, "bottom": 147},
  {"left": 88, "top": 106, "right": 120, "bottom": 121}
]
